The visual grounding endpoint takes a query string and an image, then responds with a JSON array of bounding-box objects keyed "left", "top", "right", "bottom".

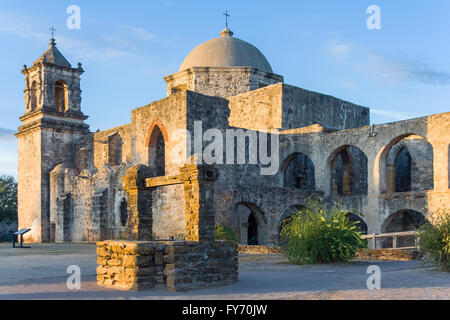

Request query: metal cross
[
  {"left": 223, "top": 10, "right": 230, "bottom": 29},
  {"left": 49, "top": 26, "right": 56, "bottom": 38}
]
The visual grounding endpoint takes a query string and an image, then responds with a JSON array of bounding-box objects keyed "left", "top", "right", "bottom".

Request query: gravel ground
[{"left": 0, "top": 243, "right": 449, "bottom": 300}]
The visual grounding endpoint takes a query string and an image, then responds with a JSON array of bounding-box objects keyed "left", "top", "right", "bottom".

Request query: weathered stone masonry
[
  {"left": 96, "top": 163, "right": 238, "bottom": 291},
  {"left": 16, "top": 29, "right": 449, "bottom": 250}
]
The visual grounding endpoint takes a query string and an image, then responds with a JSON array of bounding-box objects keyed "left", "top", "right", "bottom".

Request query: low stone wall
[
  {"left": 165, "top": 241, "right": 238, "bottom": 291},
  {"left": 355, "top": 248, "right": 418, "bottom": 261},
  {"left": 97, "top": 240, "right": 238, "bottom": 291},
  {"left": 97, "top": 240, "right": 166, "bottom": 290},
  {"left": 238, "top": 245, "right": 281, "bottom": 254}
]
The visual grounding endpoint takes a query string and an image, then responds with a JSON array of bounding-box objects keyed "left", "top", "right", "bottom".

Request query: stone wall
[
  {"left": 97, "top": 240, "right": 238, "bottom": 291},
  {"left": 164, "top": 67, "right": 283, "bottom": 99},
  {"left": 227, "top": 83, "right": 369, "bottom": 131}
]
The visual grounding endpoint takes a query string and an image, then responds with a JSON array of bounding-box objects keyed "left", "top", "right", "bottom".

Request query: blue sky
[{"left": 0, "top": 0, "right": 449, "bottom": 177}]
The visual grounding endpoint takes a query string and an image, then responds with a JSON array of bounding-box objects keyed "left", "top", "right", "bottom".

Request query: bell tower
[{"left": 16, "top": 37, "right": 90, "bottom": 242}]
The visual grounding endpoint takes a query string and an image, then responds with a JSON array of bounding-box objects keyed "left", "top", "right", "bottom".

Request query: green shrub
[
  {"left": 419, "top": 214, "right": 450, "bottom": 272},
  {"left": 280, "top": 196, "right": 366, "bottom": 264},
  {"left": 215, "top": 224, "right": 238, "bottom": 242}
]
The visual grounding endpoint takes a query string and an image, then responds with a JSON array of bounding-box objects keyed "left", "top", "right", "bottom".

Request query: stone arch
[
  {"left": 381, "top": 209, "right": 427, "bottom": 248},
  {"left": 54, "top": 80, "right": 68, "bottom": 112},
  {"left": 277, "top": 204, "right": 304, "bottom": 243},
  {"left": 328, "top": 145, "right": 368, "bottom": 195},
  {"left": 146, "top": 120, "right": 168, "bottom": 177},
  {"left": 381, "top": 134, "right": 433, "bottom": 193},
  {"left": 346, "top": 212, "right": 368, "bottom": 235},
  {"left": 281, "top": 153, "right": 315, "bottom": 189},
  {"left": 236, "top": 202, "right": 267, "bottom": 245},
  {"left": 145, "top": 118, "right": 169, "bottom": 146}
]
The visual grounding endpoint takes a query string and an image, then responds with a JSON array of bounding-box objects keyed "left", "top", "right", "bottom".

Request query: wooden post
[{"left": 393, "top": 235, "right": 397, "bottom": 249}]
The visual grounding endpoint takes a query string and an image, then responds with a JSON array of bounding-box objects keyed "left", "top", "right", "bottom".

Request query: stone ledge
[
  {"left": 238, "top": 245, "right": 281, "bottom": 254},
  {"left": 355, "top": 248, "right": 418, "bottom": 261}
]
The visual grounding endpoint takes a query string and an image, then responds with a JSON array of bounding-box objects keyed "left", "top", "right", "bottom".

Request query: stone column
[
  {"left": 179, "top": 164, "right": 218, "bottom": 242},
  {"left": 122, "top": 165, "right": 153, "bottom": 241}
]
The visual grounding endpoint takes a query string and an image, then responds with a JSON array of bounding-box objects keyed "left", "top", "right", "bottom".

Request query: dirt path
[{"left": 0, "top": 244, "right": 449, "bottom": 299}]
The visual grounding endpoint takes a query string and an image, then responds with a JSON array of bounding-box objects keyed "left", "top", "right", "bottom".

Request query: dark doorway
[
  {"left": 120, "top": 199, "right": 128, "bottom": 227},
  {"left": 382, "top": 209, "right": 427, "bottom": 248},
  {"left": 148, "top": 126, "right": 165, "bottom": 177},
  {"left": 247, "top": 213, "right": 258, "bottom": 245}
]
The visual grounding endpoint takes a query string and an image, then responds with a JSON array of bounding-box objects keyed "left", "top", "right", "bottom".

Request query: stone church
[{"left": 17, "top": 28, "right": 450, "bottom": 244}]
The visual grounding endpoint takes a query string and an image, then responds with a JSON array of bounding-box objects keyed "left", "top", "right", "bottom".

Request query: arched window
[
  {"left": 282, "top": 153, "right": 315, "bottom": 189},
  {"left": 55, "top": 80, "right": 68, "bottom": 112},
  {"left": 383, "top": 134, "right": 433, "bottom": 193},
  {"left": 30, "top": 81, "right": 37, "bottom": 111},
  {"left": 394, "top": 147, "right": 412, "bottom": 192},
  {"left": 330, "top": 146, "right": 368, "bottom": 195},
  {"left": 148, "top": 125, "right": 166, "bottom": 177}
]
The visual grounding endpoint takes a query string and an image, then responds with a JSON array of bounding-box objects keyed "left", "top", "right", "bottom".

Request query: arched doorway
[
  {"left": 346, "top": 212, "right": 368, "bottom": 235},
  {"left": 381, "top": 209, "right": 427, "bottom": 248},
  {"left": 277, "top": 205, "right": 304, "bottom": 244},
  {"left": 247, "top": 212, "right": 258, "bottom": 245},
  {"left": 147, "top": 124, "right": 166, "bottom": 177},
  {"left": 236, "top": 202, "right": 267, "bottom": 245}
]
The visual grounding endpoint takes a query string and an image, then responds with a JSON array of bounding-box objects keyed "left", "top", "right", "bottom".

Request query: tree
[{"left": 0, "top": 175, "right": 17, "bottom": 223}]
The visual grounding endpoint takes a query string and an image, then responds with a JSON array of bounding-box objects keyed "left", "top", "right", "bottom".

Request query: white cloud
[
  {"left": 328, "top": 40, "right": 351, "bottom": 60},
  {"left": 365, "top": 53, "right": 450, "bottom": 85},
  {"left": 0, "top": 12, "right": 153, "bottom": 62}
]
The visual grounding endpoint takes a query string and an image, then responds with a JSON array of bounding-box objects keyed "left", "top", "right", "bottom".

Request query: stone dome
[{"left": 179, "top": 28, "right": 273, "bottom": 73}]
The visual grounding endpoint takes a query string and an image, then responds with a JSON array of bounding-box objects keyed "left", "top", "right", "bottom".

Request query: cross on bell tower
[{"left": 49, "top": 26, "right": 56, "bottom": 45}]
